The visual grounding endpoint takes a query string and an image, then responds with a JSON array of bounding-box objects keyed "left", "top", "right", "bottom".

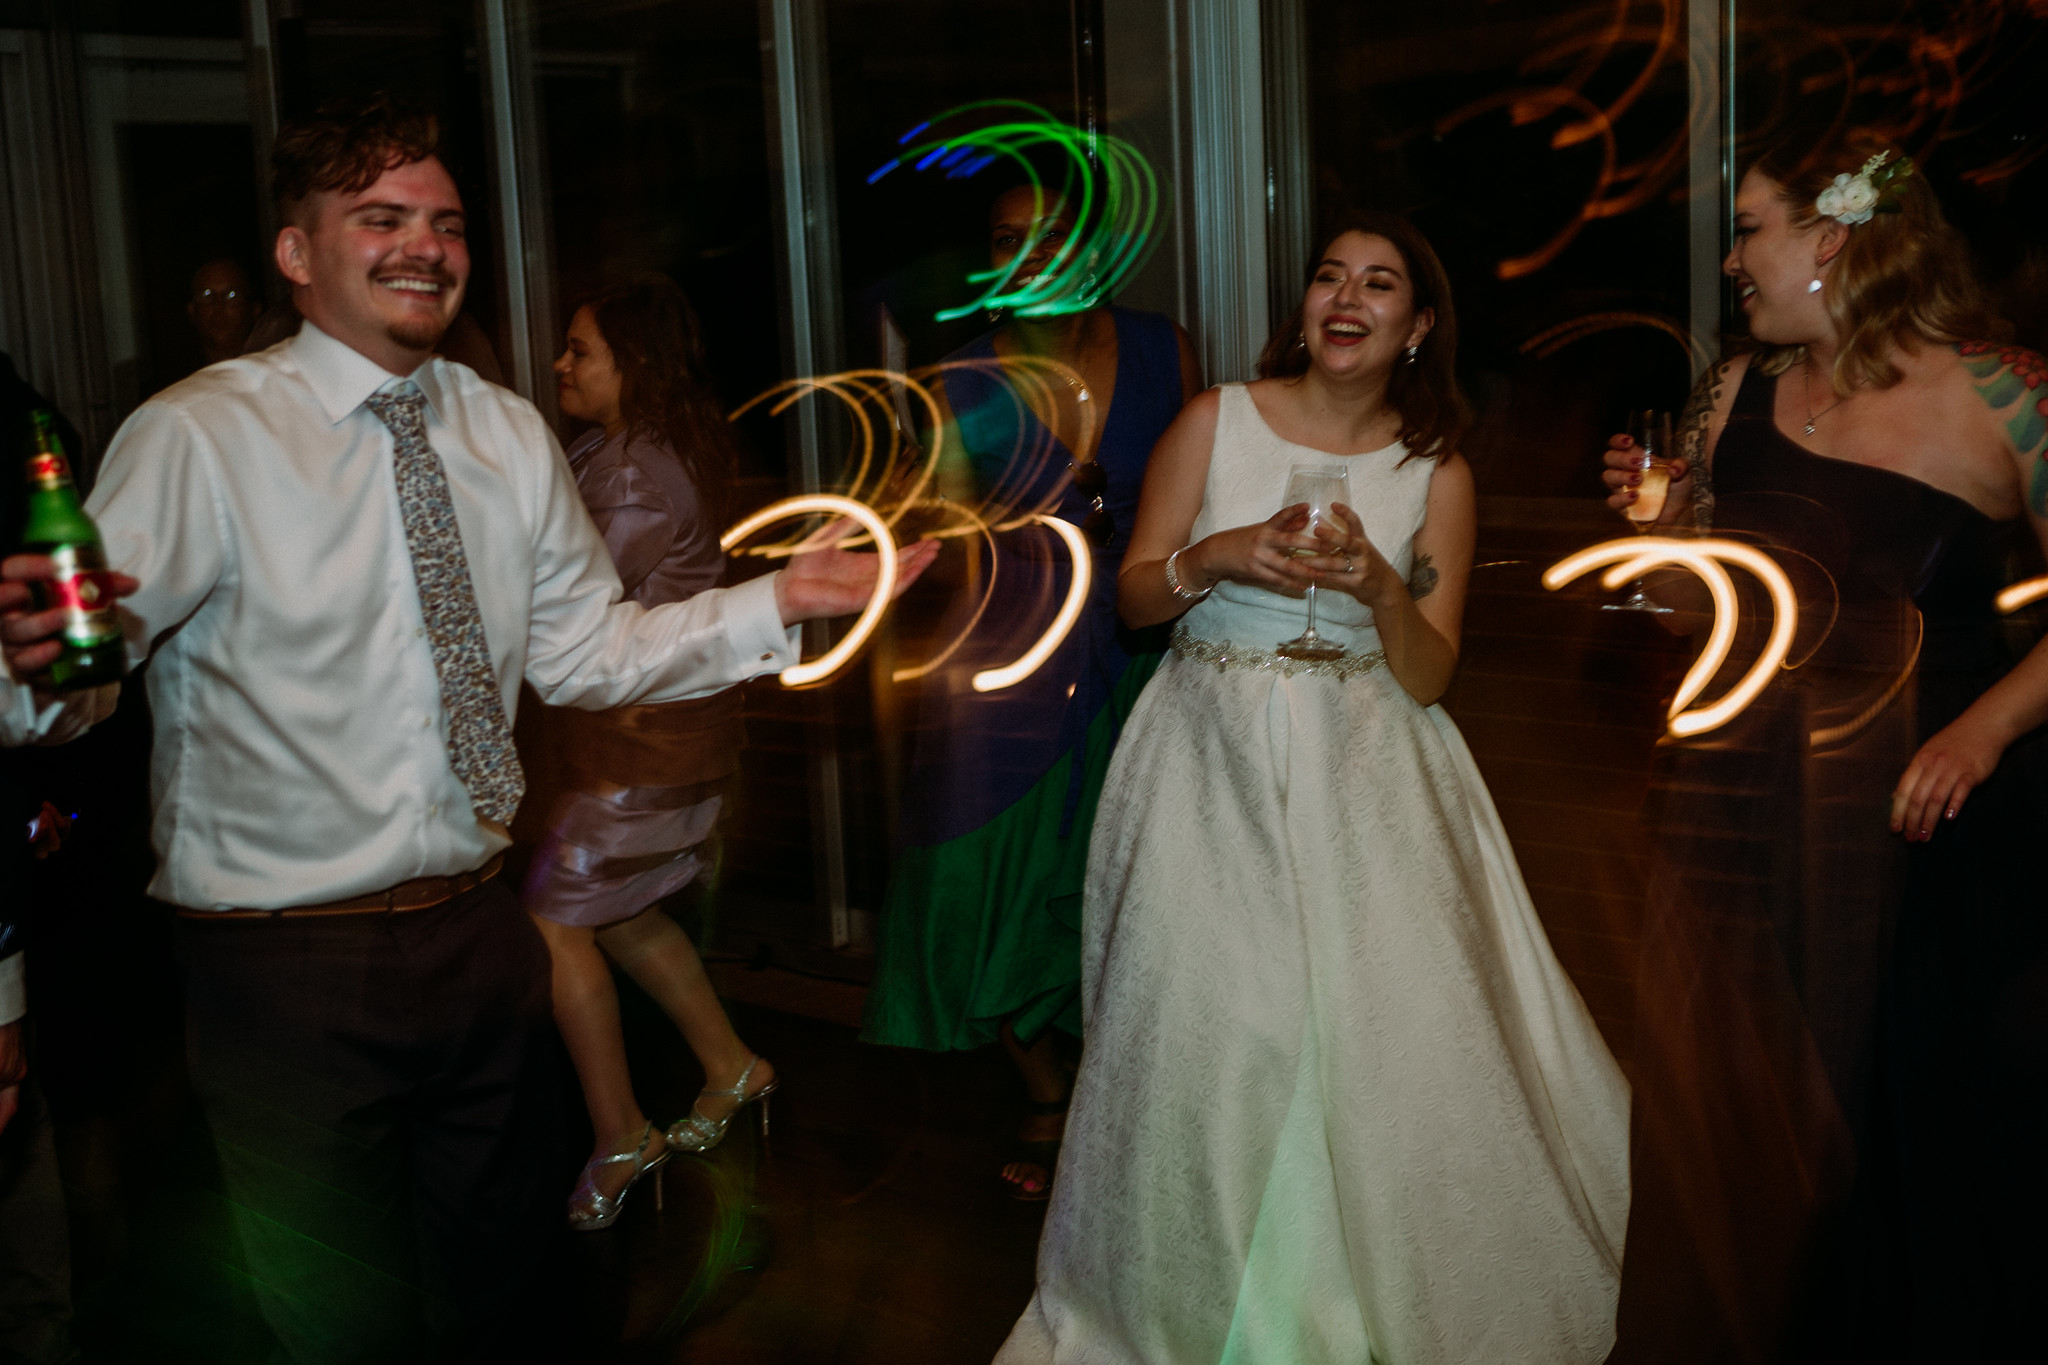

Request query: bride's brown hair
[
  {"left": 1256, "top": 211, "right": 1470, "bottom": 462},
  {"left": 1747, "top": 128, "right": 1999, "bottom": 394}
]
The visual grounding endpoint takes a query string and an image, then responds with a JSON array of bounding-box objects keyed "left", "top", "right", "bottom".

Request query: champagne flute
[
  {"left": 1604, "top": 409, "right": 1675, "bottom": 614},
  {"left": 1276, "top": 463, "right": 1353, "bottom": 660}
]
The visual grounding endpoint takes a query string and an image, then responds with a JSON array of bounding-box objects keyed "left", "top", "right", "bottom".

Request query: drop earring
[
  {"left": 1807, "top": 278, "right": 1823, "bottom": 294},
  {"left": 1405, "top": 345, "right": 1420, "bottom": 364}
]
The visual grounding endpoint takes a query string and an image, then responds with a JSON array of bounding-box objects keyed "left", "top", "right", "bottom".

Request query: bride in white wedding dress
[{"left": 994, "top": 216, "right": 1631, "bottom": 1365}]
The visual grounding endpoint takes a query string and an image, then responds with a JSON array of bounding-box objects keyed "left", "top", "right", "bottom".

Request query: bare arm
[
  {"left": 1116, "top": 389, "right": 1320, "bottom": 628},
  {"left": 1602, "top": 354, "right": 1745, "bottom": 528},
  {"left": 1892, "top": 345, "right": 2048, "bottom": 839},
  {"left": 1303, "top": 455, "right": 1475, "bottom": 705}
]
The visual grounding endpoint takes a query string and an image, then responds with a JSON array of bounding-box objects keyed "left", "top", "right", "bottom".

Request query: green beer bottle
[{"left": 21, "top": 409, "right": 125, "bottom": 690}]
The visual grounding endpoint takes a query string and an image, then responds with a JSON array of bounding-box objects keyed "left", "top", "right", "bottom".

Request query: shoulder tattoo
[
  {"left": 1677, "top": 360, "right": 1729, "bottom": 530},
  {"left": 1958, "top": 342, "right": 2048, "bottom": 514},
  {"left": 1408, "top": 552, "right": 1439, "bottom": 600}
]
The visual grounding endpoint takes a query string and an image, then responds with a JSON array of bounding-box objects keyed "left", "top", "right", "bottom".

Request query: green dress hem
[{"left": 861, "top": 652, "right": 1161, "bottom": 1052}]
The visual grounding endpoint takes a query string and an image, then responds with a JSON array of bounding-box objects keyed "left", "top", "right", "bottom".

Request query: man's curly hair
[{"left": 271, "top": 92, "right": 442, "bottom": 226}]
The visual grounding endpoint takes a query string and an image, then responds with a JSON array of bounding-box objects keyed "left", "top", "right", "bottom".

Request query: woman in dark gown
[
  {"left": 862, "top": 184, "right": 1201, "bottom": 1198},
  {"left": 1603, "top": 131, "right": 2048, "bottom": 1361}
]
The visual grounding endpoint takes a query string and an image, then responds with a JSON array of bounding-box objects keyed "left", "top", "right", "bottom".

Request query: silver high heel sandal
[
  {"left": 666, "top": 1055, "right": 778, "bottom": 1154},
  {"left": 566, "top": 1121, "right": 669, "bottom": 1232}
]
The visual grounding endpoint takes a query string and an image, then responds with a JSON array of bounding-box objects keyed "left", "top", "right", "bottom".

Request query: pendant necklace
[{"left": 1802, "top": 358, "right": 1850, "bottom": 436}]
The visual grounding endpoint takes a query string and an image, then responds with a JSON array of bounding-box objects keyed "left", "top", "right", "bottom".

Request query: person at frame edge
[
  {"left": 0, "top": 92, "right": 935, "bottom": 1363},
  {"left": 1601, "top": 129, "right": 2048, "bottom": 1360},
  {"left": 0, "top": 354, "right": 80, "bottom": 1365},
  {"left": 860, "top": 180, "right": 1202, "bottom": 1201}
]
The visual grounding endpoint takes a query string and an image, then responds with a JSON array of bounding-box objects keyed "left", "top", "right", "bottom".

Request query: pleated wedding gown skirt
[{"left": 997, "top": 385, "right": 1630, "bottom": 1364}]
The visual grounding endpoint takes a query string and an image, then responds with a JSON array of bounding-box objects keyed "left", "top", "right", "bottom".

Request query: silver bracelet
[{"left": 1165, "top": 547, "right": 1212, "bottom": 603}]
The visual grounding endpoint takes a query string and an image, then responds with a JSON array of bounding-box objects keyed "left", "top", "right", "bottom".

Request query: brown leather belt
[{"left": 176, "top": 853, "right": 506, "bottom": 920}]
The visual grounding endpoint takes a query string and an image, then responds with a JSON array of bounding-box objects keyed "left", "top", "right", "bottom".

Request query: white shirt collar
[{"left": 288, "top": 320, "right": 450, "bottom": 428}]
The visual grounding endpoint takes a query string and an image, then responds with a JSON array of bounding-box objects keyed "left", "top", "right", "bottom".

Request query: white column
[
  {"left": 1262, "top": 0, "right": 1312, "bottom": 334},
  {"left": 0, "top": 24, "right": 115, "bottom": 461},
  {"left": 1687, "top": 0, "right": 1731, "bottom": 370},
  {"left": 761, "top": 0, "right": 843, "bottom": 492},
  {"left": 477, "top": 0, "right": 558, "bottom": 420},
  {"left": 760, "top": 0, "right": 855, "bottom": 950},
  {"left": 1181, "top": 0, "right": 1270, "bottom": 385}
]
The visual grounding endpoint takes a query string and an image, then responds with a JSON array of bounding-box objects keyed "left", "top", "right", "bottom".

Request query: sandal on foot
[
  {"left": 1000, "top": 1097, "right": 1067, "bottom": 1202},
  {"left": 667, "top": 1055, "right": 779, "bottom": 1154},
  {"left": 567, "top": 1122, "right": 669, "bottom": 1231}
]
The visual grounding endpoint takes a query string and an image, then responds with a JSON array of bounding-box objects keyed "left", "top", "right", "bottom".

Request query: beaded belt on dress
[{"left": 1170, "top": 622, "right": 1387, "bottom": 680}]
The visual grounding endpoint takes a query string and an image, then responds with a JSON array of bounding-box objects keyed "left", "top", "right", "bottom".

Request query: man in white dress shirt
[{"left": 0, "top": 94, "right": 932, "bottom": 1361}]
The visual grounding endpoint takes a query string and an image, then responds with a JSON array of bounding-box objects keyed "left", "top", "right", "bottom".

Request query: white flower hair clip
[{"left": 1814, "top": 150, "right": 1914, "bottom": 226}]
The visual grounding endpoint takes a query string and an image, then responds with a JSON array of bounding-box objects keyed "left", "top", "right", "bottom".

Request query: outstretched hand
[
  {"left": 1600, "top": 434, "right": 1692, "bottom": 520},
  {"left": 1, "top": 554, "right": 140, "bottom": 678},
  {"left": 773, "top": 520, "right": 940, "bottom": 625}
]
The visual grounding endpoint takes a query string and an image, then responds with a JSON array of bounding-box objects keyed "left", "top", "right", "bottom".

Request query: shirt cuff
[
  {"left": 724, "top": 572, "right": 802, "bottom": 674},
  {"left": 1, "top": 676, "right": 119, "bottom": 747},
  {"left": 0, "top": 952, "right": 23, "bottom": 1027}
]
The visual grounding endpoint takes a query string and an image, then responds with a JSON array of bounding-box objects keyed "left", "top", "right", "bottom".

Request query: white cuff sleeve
[
  {"left": 722, "top": 572, "right": 803, "bottom": 674},
  {"left": 0, "top": 952, "right": 24, "bottom": 1026},
  {"left": 1, "top": 676, "right": 119, "bottom": 747}
]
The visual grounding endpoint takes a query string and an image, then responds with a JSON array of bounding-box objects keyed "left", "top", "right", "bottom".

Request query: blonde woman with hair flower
[{"left": 1602, "top": 129, "right": 2048, "bottom": 1360}]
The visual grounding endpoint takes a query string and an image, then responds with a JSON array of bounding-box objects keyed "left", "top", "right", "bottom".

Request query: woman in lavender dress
[{"left": 525, "top": 277, "right": 776, "bottom": 1229}]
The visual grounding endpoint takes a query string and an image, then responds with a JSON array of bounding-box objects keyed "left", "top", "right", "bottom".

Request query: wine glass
[
  {"left": 1603, "top": 409, "right": 1675, "bottom": 614},
  {"left": 1276, "top": 463, "right": 1353, "bottom": 660}
]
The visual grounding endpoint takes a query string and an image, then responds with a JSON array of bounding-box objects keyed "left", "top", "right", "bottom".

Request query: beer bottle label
[
  {"left": 26, "top": 450, "right": 71, "bottom": 489},
  {"left": 42, "top": 544, "right": 123, "bottom": 648}
]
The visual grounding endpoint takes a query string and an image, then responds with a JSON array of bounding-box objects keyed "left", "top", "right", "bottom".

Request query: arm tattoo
[
  {"left": 1408, "top": 552, "right": 1439, "bottom": 600},
  {"left": 1676, "top": 360, "right": 1728, "bottom": 531},
  {"left": 1958, "top": 342, "right": 2048, "bottom": 515}
]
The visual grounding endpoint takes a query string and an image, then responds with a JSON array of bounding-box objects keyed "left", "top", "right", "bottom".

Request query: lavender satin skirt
[{"left": 523, "top": 772, "right": 724, "bottom": 928}]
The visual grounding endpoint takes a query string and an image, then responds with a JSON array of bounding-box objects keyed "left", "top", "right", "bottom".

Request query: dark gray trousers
[
  {"left": 0, "top": 1072, "right": 74, "bottom": 1365},
  {"left": 177, "top": 878, "right": 563, "bottom": 1365}
]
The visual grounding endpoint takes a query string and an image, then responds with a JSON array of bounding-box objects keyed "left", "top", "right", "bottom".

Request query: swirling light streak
[
  {"left": 1545, "top": 538, "right": 1800, "bottom": 738},
  {"left": 1519, "top": 311, "right": 1707, "bottom": 369},
  {"left": 719, "top": 495, "right": 898, "bottom": 689},
  {"left": 1996, "top": 575, "right": 2048, "bottom": 614},
  {"left": 723, "top": 353, "right": 1105, "bottom": 690},
  {"left": 866, "top": 100, "right": 1160, "bottom": 320},
  {"left": 727, "top": 370, "right": 946, "bottom": 542},
  {"left": 890, "top": 504, "right": 999, "bottom": 684},
  {"left": 1416, "top": 0, "right": 2035, "bottom": 294},
  {"left": 971, "top": 513, "right": 1093, "bottom": 693}
]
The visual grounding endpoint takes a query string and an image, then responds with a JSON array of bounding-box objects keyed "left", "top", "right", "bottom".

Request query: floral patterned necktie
[{"left": 365, "top": 380, "right": 525, "bottom": 825}]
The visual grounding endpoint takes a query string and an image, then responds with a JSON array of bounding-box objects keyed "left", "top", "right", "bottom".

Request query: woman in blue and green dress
[{"left": 863, "top": 184, "right": 1202, "bottom": 1198}]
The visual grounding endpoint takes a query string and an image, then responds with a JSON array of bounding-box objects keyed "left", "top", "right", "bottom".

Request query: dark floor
[
  {"left": 52, "top": 960, "right": 1046, "bottom": 1365},
  {"left": 581, "top": 980, "right": 1049, "bottom": 1363}
]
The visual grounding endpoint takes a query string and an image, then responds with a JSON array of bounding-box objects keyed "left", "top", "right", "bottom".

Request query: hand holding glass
[
  {"left": 1605, "top": 410, "right": 1674, "bottom": 613},
  {"left": 1276, "top": 464, "right": 1352, "bottom": 660}
]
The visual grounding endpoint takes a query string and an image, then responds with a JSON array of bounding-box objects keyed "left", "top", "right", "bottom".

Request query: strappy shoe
[
  {"left": 1000, "top": 1097, "right": 1067, "bottom": 1203},
  {"left": 567, "top": 1121, "right": 670, "bottom": 1232},
  {"left": 666, "top": 1055, "right": 778, "bottom": 1154}
]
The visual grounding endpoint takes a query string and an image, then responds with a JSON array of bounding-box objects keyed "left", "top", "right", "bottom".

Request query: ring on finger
[{"left": 1343, "top": 557, "right": 1355, "bottom": 573}]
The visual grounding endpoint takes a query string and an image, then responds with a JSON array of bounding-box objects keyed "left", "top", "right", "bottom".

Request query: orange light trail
[
  {"left": 723, "top": 356, "right": 1103, "bottom": 692},
  {"left": 1545, "top": 537, "right": 1800, "bottom": 738},
  {"left": 971, "top": 514, "right": 1093, "bottom": 693},
  {"left": 719, "top": 495, "right": 898, "bottom": 689},
  {"left": 1996, "top": 575, "right": 2048, "bottom": 614}
]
